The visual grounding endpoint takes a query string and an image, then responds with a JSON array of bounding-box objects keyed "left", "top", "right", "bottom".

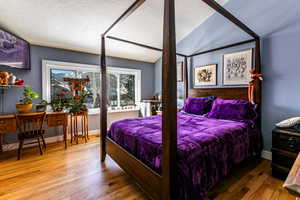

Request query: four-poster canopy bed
[{"left": 100, "top": 0, "right": 262, "bottom": 199}]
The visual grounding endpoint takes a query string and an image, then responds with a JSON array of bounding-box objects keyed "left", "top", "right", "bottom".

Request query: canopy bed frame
[{"left": 100, "top": 0, "right": 262, "bottom": 199}]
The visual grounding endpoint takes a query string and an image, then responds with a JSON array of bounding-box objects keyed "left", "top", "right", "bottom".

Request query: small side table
[
  {"left": 272, "top": 128, "right": 300, "bottom": 179},
  {"left": 70, "top": 111, "right": 89, "bottom": 144}
]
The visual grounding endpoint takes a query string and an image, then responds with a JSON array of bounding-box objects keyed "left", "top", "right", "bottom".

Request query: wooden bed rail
[
  {"left": 106, "top": 35, "right": 187, "bottom": 57},
  {"left": 201, "top": 0, "right": 259, "bottom": 39},
  {"left": 106, "top": 138, "right": 162, "bottom": 200},
  {"left": 188, "top": 39, "right": 255, "bottom": 57},
  {"left": 102, "top": 0, "right": 145, "bottom": 36}
]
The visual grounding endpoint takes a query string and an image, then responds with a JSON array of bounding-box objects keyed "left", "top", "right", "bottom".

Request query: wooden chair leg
[
  {"left": 75, "top": 116, "right": 79, "bottom": 144},
  {"left": 0, "top": 134, "right": 3, "bottom": 153},
  {"left": 70, "top": 115, "right": 73, "bottom": 144},
  {"left": 41, "top": 135, "right": 46, "bottom": 149},
  {"left": 84, "top": 115, "right": 87, "bottom": 143},
  {"left": 37, "top": 137, "right": 43, "bottom": 155},
  {"left": 17, "top": 139, "right": 24, "bottom": 160},
  {"left": 81, "top": 116, "right": 83, "bottom": 141},
  {"left": 85, "top": 114, "right": 89, "bottom": 141},
  {"left": 82, "top": 115, "right": 87, "bottom": 143}
]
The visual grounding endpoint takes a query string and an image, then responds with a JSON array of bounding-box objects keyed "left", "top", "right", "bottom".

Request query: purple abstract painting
[{"left": 0, "top": 29, "right": 30, "bottom": 69}]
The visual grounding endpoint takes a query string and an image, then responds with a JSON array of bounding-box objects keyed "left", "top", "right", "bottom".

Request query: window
[
  {"left": 177, "top": 82, "right": 184, "bottom": 108},
  {"left": 42, "top": 60, "right": 141, "bottom": 114},
  {"left": 107, "top": 68, "right": 139, "bottom": 111}
]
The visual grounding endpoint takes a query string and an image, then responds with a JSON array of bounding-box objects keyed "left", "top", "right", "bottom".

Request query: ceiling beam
[
  {"left": 202, "top": 0, "right": 259, "bottom": 39},
  {"left": 107, "top": 35, "right": 187, "bottom": 57},
  {"left": 188, "top": 39, "right": 255, "bottom": 57},
  {"left": 102, "top": 0, "right": 146, "bottom": 36}
]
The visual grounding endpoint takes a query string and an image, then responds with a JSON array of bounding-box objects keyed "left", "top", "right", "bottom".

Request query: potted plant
[
  {"left": 50, "top": 92, "right": 69, "bottom": 112},
  {"left": 36, "top": 100, "right": 48, "bottom": 112},
  {"left": 68, "top": 91, "right": 91, "bottom": 114},
  {"left": 16, "top": 86, "right": 39, "bottom": 113}
]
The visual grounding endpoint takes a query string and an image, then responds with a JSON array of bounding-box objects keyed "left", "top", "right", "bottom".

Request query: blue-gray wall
[
  {"left": 155, "top": 0, "right": 300, "bottom": 151},
  {"left": 261, "top": 23, "right": 300, "bottom": 151},
  {"left": 0, "top": 45, "right": 155, "bottom": 143}
]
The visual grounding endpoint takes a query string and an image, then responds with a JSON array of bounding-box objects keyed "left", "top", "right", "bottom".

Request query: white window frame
[{"left": 42, "top": 60, "right": 141, "bottom": 114}]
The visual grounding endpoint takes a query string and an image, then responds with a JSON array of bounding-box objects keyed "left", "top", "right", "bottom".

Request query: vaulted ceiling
[{"left": 0, "top": 0, "right": 229, "bottom": 63}]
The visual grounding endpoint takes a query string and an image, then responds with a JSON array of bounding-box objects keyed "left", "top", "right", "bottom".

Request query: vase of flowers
[
  {"left": 50, "top": 93, "right": 67, "bottom": 112},
  {"left": 36, "top": 100, "right": 48, "bottom": 112},
  {"left": 16, "top": 86, "right": 39, "bottom": 113},
  {"left": 68, "top": 91, "right": 91, "bottom": 114}
]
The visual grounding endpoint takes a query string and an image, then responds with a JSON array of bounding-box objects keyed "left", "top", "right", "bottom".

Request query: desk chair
[{"left": 16, "top": 112, "right": 46, "bottom": 160}]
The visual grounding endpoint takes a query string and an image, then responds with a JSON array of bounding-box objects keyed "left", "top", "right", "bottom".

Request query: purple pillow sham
[
  {"left": 207, "top": 98, "right": 257, "bottom": 121},
  {"left": 183, "top": 97, "right": 214, "bottom": 115}
]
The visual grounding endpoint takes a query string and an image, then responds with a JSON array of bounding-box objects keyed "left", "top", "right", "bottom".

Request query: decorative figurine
[
  {"left": 0, "top": 72, "right": 10, "bottom": 85},
  {"left": 8, "top": 73, "right": 16, "bottom": 85}
]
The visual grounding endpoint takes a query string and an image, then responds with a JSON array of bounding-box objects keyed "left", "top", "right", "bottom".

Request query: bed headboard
[{"left": 189, "top": 87, "right": 249, "bottom": 101}]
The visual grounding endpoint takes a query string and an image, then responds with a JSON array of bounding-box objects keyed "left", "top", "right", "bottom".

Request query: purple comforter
[{"left": 108, "top": 112, "right": 261, "bottom": 200}]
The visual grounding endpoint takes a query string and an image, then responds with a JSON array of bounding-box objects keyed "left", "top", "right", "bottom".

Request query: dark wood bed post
[
  {"left": 100, "top": 35, "right": 107, "bottom": 162},
  {"left": 184, "top": 56, "right": 189, "bottom": 98},
  {"left": 100, "top": 0, "right": 145, "bottom": 162},
  {"left": 255, "top": 39, "right": 262, "bottom": 103},
  {"left": 255, "top": 38, "right": 262, "bottom": 145},
  {"left": 161, "top": 0, "right": 177, "bottom": 199}
]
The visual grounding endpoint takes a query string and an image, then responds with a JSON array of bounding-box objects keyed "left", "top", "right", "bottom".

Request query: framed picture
[
  {"left": 0, "top": 28, "right": 30, "bottom": 69},
  {"left": 177, "top": 62, "right": 183, "bottom": 82},
  {"left": 193, "top": 64, "right": 217, "bottom": 87},
  {"left": 223, "top": 49, "right": 253, "bottom": 85}
]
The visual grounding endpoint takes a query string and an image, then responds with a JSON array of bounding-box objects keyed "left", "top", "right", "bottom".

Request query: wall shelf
[
  {"left": 0, "top": 85, "right": 25, "bottom": 89},
  {"left": 0, "top": 85, "right": 26, "bottom": 114}
]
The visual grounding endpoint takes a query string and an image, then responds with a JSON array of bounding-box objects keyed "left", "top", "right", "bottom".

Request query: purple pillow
[
  {"left": 183, "top": 97, "right": 214, "bottom": 115},
  {"left": 207, "top": 98, "right": 256, "bottom": 121}
]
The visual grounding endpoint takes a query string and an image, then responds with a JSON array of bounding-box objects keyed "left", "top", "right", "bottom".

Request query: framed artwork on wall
[
  {"left": 177, "top": 62, "right": 183, "bottom": 82},
  {"left": 0, "top": 28, "right": 30, "bottom": 69},
  {"left": 193, "top": 64, "right": 217, "bottom": 87},
  {"left": 223, "top": 49, "right": 253, "bottom": 85}
]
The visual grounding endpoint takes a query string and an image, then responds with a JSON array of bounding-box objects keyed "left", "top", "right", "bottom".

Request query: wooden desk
[
  {"left": 283, "top": 153, "right": 300, "bottom": 198},
  {"left": 0, "top": 112, "right": 68, "bottom": 152}
]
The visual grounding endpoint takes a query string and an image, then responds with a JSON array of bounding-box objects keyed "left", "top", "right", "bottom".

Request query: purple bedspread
[{"left": 108, "top": 112, "right": 262, "bottom": 200}]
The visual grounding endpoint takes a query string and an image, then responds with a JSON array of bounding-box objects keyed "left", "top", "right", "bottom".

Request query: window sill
[{"left": 88, "top": 108, "right": 140, "bottom": 115}]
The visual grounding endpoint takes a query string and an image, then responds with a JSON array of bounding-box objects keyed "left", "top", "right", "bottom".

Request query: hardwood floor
[{"left": 0, "top": 137, "right": 296, "bottom": 200}]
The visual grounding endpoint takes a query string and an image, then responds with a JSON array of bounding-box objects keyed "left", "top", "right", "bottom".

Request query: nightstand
[{"left": 272, "top": 128, "right": 300, "bottom": 179}]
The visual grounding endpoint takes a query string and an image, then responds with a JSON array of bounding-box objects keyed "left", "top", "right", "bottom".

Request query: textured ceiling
[{"left": 0, "top": 0, "right": 229, "bottom": 63}]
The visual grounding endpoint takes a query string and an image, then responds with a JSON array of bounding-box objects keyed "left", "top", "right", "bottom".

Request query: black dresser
[{"left": 272, "top": 128, "right": 300, "bottom": 179}]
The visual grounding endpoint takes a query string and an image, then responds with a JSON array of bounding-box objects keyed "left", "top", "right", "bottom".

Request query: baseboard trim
[
  {"left": 3, "top": 132, "right": 273, "bottom": 161},
  {"left": 2, "top": 129, "right": 100, "bottom": 152},
  {"left": 261, "top": 150, "right": 272, "bottom": 160}
]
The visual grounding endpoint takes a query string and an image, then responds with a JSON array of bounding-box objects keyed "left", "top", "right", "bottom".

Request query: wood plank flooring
[{"left": 0, "top": 137, "right": 296, "bottom": 200}]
